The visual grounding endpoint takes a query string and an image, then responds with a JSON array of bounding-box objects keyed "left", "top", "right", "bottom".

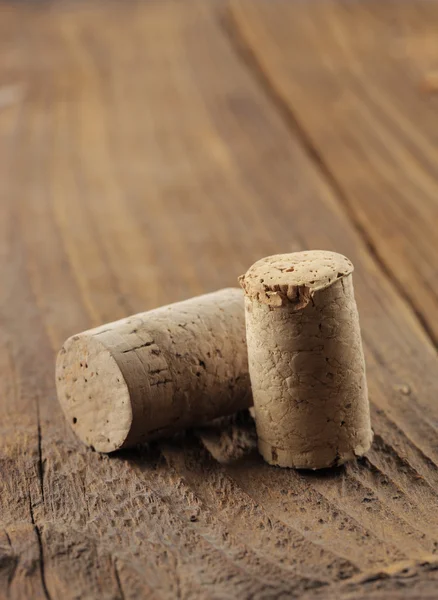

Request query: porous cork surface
[
  {"left": 56, "top": 288, "right": 251, "bottom": 452},
  {"left": 240, "top": 251, "right": 373, "bottom": 469},
  {"left": 238, "top": 250, "right": 354, "bottom": 309}
]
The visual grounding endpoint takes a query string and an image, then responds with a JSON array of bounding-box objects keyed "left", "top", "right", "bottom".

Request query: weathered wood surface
[{"left": 0, "top": 1, "right": 437, "bottom": 598}]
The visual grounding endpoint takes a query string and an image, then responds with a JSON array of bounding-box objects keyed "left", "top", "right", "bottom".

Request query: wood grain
[
  {"left": 0, "top": 1, "right": 437, "bottom": 598},
  {"left": 229, "top": 0, "right": 438, "bottom": 347}
]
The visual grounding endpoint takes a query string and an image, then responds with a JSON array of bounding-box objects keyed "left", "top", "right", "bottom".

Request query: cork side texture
[
  {"left": 56, "top": 288, "right": 252, "bottom": 453},
  {"left": 240, "top": 251, "right": 373, "bottom": 469}
]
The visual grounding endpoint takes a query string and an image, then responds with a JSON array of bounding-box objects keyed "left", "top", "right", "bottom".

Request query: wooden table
[{"left": 1, "top": 1, "right": 438, "bottom": 598}]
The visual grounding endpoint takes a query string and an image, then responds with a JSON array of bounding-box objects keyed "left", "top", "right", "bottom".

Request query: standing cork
[
  {"left": 239, "top": 251, "right": 373, "bottom": 469},
  {"left": 56, "top": 288, "right": 251, "bottom": 453}
]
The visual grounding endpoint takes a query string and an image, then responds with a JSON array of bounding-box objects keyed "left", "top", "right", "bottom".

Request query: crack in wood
[
  {"left": 3, "top": 530, "right": 18, "bottom": 589},
  {"left": 36, "top": 399, "right": 45, "bottom": 505},
  {"left": 34, "top": 525, "right": 52, "bottom": 600},
  {"left": 29, "top": 494, "right": 52, "bottom": 600},
  {"left": 113, "top": 560, "right": 125, "bottom": 600}
]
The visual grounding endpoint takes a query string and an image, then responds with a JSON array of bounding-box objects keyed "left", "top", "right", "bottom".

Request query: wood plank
[
  {"left": 228, "top": 0, "right": 438, "bottom": 346},
  {"left": 0, "top": 1, "right": 437, "bottom": 598}
]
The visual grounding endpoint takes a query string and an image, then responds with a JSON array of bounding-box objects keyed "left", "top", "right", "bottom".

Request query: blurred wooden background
[{"left": 1, "top": 1, "right": 438, "bottom": 598}]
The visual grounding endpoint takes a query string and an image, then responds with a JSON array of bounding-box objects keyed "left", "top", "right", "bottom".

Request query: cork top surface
[{"left": 239, "top": 251, "right": 354, "bottom": 308}]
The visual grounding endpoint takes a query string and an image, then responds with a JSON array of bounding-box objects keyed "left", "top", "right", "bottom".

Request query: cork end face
[
  {"left": 56, "top": 335, "right": 133, "bottom": 453},
  {"left": 239, "top": 251, "right": 354, "bottom": 308}
]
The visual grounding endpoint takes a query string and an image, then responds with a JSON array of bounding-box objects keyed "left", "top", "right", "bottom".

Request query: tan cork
[
  {"left": 56, "top": 288, "right": 251, "bottom": 453},
  {"left": 239, "top": 251, "right": 373, "bottom": 469}
]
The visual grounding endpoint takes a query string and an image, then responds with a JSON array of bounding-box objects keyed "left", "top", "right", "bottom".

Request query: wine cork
[
  {"left": 239, "top": 251, "right": 373, "bottom": 469},
  {"left": 56, "top": 288, "right": 251, "bottom": 453}
]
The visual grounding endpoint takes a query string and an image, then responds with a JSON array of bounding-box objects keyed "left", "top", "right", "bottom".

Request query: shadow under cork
[
  {"left": 109, "top": 407, "right": 349, "bottom": 486},
  {"left": 190, "top": 408, "right": 348, "bottom": 484},
  {"left": 193, "top": 409, "right": 259, "bottom": 465}
]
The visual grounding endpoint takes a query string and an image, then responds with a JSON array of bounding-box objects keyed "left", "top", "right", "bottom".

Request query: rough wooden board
[
  {"left": 229, "top": 0, "right": 438, "bottom": 347},
  {"left": 0, "top": 1, "right": 437, "bottom": 599}
]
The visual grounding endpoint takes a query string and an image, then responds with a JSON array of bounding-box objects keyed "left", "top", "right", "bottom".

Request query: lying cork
[
  {"left": 239, "top": 251, "right": 373, "bottom": 469},
  {"left": 56, "top": 288, "right": 251, "bottom": 453}
]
